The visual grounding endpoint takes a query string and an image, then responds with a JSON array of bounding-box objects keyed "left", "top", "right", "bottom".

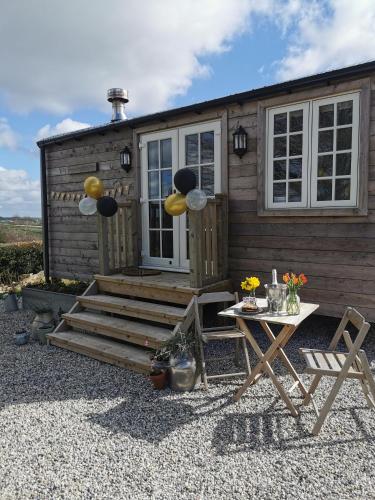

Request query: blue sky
[{"left": 0, "top": 0, "right": 374, "bottom": 217}]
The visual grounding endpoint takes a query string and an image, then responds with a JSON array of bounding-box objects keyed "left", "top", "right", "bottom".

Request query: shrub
[
  {"left": 0, "top": 242, "right": 43, "bottom": 283},
  {"left": 25, "top": 279, "right": 89, "bottom": 295}
]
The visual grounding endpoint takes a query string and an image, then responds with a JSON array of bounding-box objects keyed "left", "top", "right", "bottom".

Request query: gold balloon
[
  {"left": 84, "top": 176, "right": 104, "bottom": 200},
  {"left": 164, "top": 193, "right": 187, "bottom": 216}
]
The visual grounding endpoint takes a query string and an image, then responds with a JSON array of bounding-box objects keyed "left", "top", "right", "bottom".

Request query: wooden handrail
[{"left": 188, "top": 193, "right": 228, "bottom": 288}]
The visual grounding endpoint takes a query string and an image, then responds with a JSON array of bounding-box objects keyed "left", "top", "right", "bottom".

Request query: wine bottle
[{"left": 271, "top": 269, "right": 278, "bottom": 286}]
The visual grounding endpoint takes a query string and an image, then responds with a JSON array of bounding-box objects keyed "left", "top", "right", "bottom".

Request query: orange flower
[
  {"left": 283, "top": 273, "right": 290, "bottom": 284},
  {"left": 299, "top": 273, "right": 308, "bottom": 285},
  {"left": 293, "top": 275, "right": 298, "bottom": 285}
]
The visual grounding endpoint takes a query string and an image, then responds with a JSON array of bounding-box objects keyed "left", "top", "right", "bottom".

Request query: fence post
[
  {"left": 189, "top": 209, "right": 204, "bottom": 288},
  {"left": 97, "top": 214, "right": 110, "bottom": 275}
]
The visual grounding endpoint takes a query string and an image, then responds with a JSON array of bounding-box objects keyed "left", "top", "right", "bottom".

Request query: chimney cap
[{"left": 107, "top": 88, "right": 129, "bottom": 103}]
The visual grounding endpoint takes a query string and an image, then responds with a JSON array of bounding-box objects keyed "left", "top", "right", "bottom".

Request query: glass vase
[{"left": 287, "top": 289, "right": 300, "bottom": 315}]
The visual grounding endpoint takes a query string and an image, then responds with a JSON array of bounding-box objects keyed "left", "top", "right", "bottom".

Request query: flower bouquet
[
  {"left": 282, "top": 272, "right": 308, "bottom": 315},
  {"left": 240, "top": 276, "right": 260, "bottom": 312}
]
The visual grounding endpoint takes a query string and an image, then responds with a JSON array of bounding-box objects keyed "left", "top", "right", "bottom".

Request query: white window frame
[
  {"left": 265, "top": 91, "right": 360, "bottom": 210},
  {"left": 266, "top": 102, "right": 310, "bottom": 209},
  {"left": 311, "top": 93, "right": 360, "bottom": 208}
]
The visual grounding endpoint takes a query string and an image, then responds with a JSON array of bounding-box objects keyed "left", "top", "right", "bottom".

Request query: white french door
[{"left": 141, "top": 121, "right": 221, "bottom": 271}]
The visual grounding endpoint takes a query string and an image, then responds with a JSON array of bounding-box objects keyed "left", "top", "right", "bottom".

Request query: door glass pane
[
  {"left": 161, "top": 169, "right": 172, "bottom": 198},
  {"left": 336, "top": 127, "right": 352, "bottom": 150},
  {"left": 201, "top": 165, "right": 214, "bottom": 195},
  {"left": 274, "top": 136, "right": 286, "bottom": 157},
  {"left": 162, "top": 231, "right": 173, "bottom": 258},
  {"left": 148, "top": 141, "right": 159, "bottom": 170},
  {"left": 162, "top": 208, "right": 173, "bottom": 229},
  {"left": 273, "top": 183, "right": 286, "bottom": 203},
  {"left": 317, "top": 180, "right": 332, "bottom": 201},
  {"left": 335, "top": 178, "right": 351, "bottom": 200},
  {"left": 319, "top": 104, "right": 334, "bottom": 128},
  {"left": 336, "top": 153, "right": 351, "bottom": 176},
  {"left": 289, "top": 158, "right": 302, "bottom": 179},
  {"left": 185, "top": 134, "right": 198, "bottom": 165},
  {"left": 273, "top": 160, "right": 286, "bottom": 180},
  {"left": 318, "top": 130, "right": 333, "bottom": 153},
  {"left": 200, "top": 131, "right": 214, "bottom": 163},
  {"left": 318, "top": 155, "right": 333, "bottom": 177},
  {"left": 288, "top": 182, "right": 301, "bottom": 202},
  {"left": 289, "top": 134, "right": 302, "bottom": 156},
  {"left": 337, "top": 101, "right": 353, "bottom": 125},
  {"left": 289, "top": 110, "right": 303, "bottom": 132},
  {"left": 274, "top": 113, "right": 287, "bottom": 134},
  {"left": 160, "top": 139, "right": 172, "bottom": 168},
  {"left": 148, "top": 171, "right": 159, "bottom": 198},
  {"left": 149, "top": 231, "right": 160, "bottom": 257},
  {"left": 149, "top": 202, "right": 160, "bottom": 229}
]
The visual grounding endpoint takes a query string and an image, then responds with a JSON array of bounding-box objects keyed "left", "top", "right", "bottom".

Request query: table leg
[
  {"left": 260, "top": 321, "right": 308, "bottom": 398},
  {"left": 234, "top": 321, "right": 299, "bottom": 417}
]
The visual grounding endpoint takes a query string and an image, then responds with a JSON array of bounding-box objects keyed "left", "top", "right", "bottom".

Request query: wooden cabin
[{"left": 37, "top": 61, "right": 375, "bottom": 372}]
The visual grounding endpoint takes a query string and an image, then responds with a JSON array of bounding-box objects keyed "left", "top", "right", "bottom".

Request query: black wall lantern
[
  {"left": 233, "top": 124, "right": 248, "bottom": 158},
  {"left": 120, "top": 146, "right": 132, "bottom": 172}
]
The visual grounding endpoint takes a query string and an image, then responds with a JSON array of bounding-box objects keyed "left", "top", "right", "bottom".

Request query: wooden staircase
[{"left": 48, "top": 272, "right": 230, "bottom": 374}]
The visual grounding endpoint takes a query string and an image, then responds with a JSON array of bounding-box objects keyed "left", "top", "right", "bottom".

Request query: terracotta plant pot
[{"left": 149, "top": 371, "right": 167, "bottom": 390}]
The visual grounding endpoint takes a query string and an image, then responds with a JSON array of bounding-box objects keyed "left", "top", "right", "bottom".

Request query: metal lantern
[
  {"left": 120, "top": 146, "right": 132, "bottom": 172},
  {"left": 233, "top": 124, "right": 248, "bottom": 158}
]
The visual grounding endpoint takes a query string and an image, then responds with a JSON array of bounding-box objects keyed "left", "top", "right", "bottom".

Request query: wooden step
[
  {"left": 62, "top": 311, "right": 173, "bottom": 349},
  {"left": 48, "top": 330, "right": 153, "bottom": 374},
  {"left": 77, "top": 294, "right": 186, "bottom": 325}
]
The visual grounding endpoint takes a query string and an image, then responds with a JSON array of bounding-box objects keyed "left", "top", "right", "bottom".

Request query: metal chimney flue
[{"left": 107, "top": 88, "right": 128, "bottom": 122}]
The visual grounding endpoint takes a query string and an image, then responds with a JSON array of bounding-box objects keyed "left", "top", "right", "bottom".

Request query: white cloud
[
  {"left": 0, "top": 118, "right": 17, "bottom": 150},
  {"left": 277, "top": 0, "right": 375, "bottom": 80},
  {"left": 0, "top": 166, "right": 40, "bottom": 217},
  {"left": 0, "top": 0, "right": 279, "bottom": 116},
  {"left": 36, "top": 118, "right": 91, "bottom": 141}
]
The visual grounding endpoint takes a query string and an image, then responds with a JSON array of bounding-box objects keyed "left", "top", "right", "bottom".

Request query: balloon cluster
[
  {"left": 164, "top": 168, "right": 208, "bottom": 216},
  {"left": 78, "top": 177, "right": 118, "bottom": 217}
]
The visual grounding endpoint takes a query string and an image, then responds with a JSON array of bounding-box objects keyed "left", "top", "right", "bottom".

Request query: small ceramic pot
[
  {"left": 149, "top": 371, "right": 167, "bottom": 390},
  {"left": 15, "top": 330, "right": 30, "bottom": 346}
]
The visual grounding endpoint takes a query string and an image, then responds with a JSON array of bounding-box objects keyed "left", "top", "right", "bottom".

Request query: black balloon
[
  {"left": 174, "top": 168, "right": 197, "bottom": 195},
  {"left": 97, "top": 196, "right": 118, "bottom": 217}
]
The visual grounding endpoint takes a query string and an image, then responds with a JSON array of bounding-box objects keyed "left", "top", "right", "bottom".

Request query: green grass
[{"left": 0, "top": 223, "right": 42, "bottom": 244}]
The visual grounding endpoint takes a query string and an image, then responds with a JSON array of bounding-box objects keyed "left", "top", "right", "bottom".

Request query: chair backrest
[
  {"left": 329, "top": 307, "right": 370, "bottom": 352},
  {"left": 194, "top": 291, "right": 238, "bottom": 333}
]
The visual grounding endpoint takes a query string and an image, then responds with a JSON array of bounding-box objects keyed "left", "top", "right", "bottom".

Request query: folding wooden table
[{"left": 219, "top": 299, "right": 319, "bottom": 416}]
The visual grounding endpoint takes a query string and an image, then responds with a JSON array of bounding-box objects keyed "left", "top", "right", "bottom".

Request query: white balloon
[
  {"left": 186, "top": 189, "right": 208, "bottom": 211},
  {"left": 79, "top": 196, "right": 97, "bottom": 215}
]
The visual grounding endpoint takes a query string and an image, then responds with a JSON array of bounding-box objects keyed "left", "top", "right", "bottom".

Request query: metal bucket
[
  {"left": 169, "top": 353, "right": 197, "bottom": 392},
  {"left": 4, "top": 293, "right": 18, "bottom": 312}
]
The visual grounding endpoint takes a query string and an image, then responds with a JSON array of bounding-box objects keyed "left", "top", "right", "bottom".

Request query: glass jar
[{"left": 287, "top": 289, "right": 300, "bottom": 315}]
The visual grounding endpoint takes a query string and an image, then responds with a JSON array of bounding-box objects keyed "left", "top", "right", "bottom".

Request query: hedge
[{"left": 0, "top": 242, "right": 43, "bottom": 283}]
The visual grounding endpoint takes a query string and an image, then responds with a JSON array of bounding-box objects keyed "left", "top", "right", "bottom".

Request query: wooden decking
[{"left": 48, "top": 272, "right": 232, "bottom": 374}]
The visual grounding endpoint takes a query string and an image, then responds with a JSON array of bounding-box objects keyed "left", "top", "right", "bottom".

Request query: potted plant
[
  {"left": 149, "top": 349, "right": 169, "bottom": 390},
  {"left": 283, "top": 272, "right": 308, "bottom": 315},
  {"left": 30, "top": 303, "right": 54, "bottom": 340},
  {"left": 165, "top": 328, "right": 198, "bottom": 392}
]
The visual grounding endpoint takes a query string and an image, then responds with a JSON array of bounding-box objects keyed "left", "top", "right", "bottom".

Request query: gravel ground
[{"left": 1, "top": 301, "right": 375, "bottom": 500}]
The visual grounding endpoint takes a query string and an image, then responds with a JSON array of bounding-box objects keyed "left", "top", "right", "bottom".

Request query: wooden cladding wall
[
  {"left": 45, "top": 128, "right": 135, "bottom": 280},
  {"left": 227, "top": 76, "right": 375, "bottom": 321}
]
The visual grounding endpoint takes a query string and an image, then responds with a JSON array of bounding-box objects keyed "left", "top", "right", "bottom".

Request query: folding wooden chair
[
  {"left": 194, "top": 291, "right": 251, "bottom": 390},
  {"left": 300, "top": 307, "right": 375, "bottom": 435}
]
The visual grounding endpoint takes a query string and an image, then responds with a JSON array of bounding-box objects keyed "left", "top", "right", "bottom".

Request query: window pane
[
  {"left": 337, "top": 100, "right": 353, "bottom": 126},
  {"left": 200, "top": 131, "right": 214, "bottom": 163},
  {"left": 185, "top": 134, "right": 198, "bottom": 165},
  {"left": 161, "top": 169, "right": 172, "bottom": 198},
  {"left": 160, "top": 139, "right": 172, "bottom": 169},
  {"left": 289, "top": 110, "right": 303, "bottom": 132},
  {"left": 201, "top": 165, "right": 214, "bottom": 195},
  {"left": 149, "top": 231, "right": 160, "bottom": 257},
  {"left": 289, "top": 158, "right": 302, "bottom": 179},
  {"left": 189, "top": 166, "right": 199, "bottom": 188},
  {"left": 288, "top": 182, "right": 302, "bottom": 202},
  {"left": 273, "top": 183, "right": 286, "bottom": 203},
  {"left": 147, "top": 141, "right": 159, "bottom": 170},
  {"left": 317, "top": 180, "right": 332, "bottom": 201},
  {"left": 336, "top": 152, "right": 351, "bottom": 176},
  {"left": 318, "top": 130, "right": 333, "bottom": 153},
  {"left": 273, "top": 160, "right": 286, "bottom": 180},
  {"left": 148, "top": 171, "right": 159, "bottom": 198},
  {"left": 274, "top": 136, "right": 286, "bottom": 158},
  {"left": 149, "top": 202, "right": 160, "bottom": 229},
  {"left": 336, "top": 127, "right": 352, "bottom": 151},
  {"left": 162, "top": 231, "right": 173, "bottom": 258},
  {"left": 274, "top": 113, "right": 287, "bottom": 134},
  {"left": 162, "top": 207, "right": 173, "bottom": 229},
  {"left": 289, "top": 134, "right": 302, "bottom": 156},
  {"left": 318, "top": 155, "right": 333, "bottom": 177},
  {"left": 335, "top": 178, "right": 351, "bottom": 200},
  {"left": 319, "top": 104, "right": 334, "bottom": 128}
]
